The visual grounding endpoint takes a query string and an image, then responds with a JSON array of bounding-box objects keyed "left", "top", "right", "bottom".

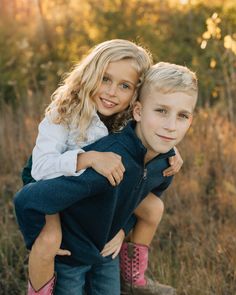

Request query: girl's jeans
[{"left": 54, "top": 257, "right": 120, "bottom": 295}]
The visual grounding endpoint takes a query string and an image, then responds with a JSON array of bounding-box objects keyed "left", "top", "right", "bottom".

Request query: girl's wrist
[{"left": 76, "top": 151, "right": 95, "bottom": 171}]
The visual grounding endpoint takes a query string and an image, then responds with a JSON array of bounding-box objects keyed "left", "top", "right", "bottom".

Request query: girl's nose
[{"left": 106, "top": 83, "right": 117, "bottom": 96}]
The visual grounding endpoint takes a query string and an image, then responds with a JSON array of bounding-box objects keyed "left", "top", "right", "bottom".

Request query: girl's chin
[
  {"left": 97, "top": 111, "right": 117, "bottom": 120},
  {"left": 99, "top": 110, "right": 116, "bottom": 117},
  {"left": 97, "top": 106, "right": 118, "bottom": 116}
]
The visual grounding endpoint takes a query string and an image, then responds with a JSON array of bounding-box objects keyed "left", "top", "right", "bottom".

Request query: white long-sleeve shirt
[{"left": 31, "top": 112, "right": 108, "bottom": 181}]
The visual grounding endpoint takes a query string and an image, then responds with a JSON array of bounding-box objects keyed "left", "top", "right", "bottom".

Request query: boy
[
  {"left": 120, "top": 62, "right": 197, "bottom": 295},
  {"left": 14, "top": 62, "right": 198, "bottom": 295}
]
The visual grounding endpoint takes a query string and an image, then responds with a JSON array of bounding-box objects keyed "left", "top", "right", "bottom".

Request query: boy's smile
[
  {"left": 156, "top": 134, "right": 177, "bottom": 142},
  {"left": 133, "top": 90, "right": 197, "bottom": 163}
]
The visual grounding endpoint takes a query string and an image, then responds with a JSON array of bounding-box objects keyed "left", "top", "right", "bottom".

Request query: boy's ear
[
  {"left": 133, "top": 101, "right": 142, "bottom": 122},
  {"left": 189, "top": 115, "right": 193, "bottom": 125}
]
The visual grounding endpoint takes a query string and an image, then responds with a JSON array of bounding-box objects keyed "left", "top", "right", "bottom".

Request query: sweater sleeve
[
  {"left": 14, "top": 169, "right": 111, "bottom": 249},
  {"left": 31, "top": 117, "right": 85, "bottom": 181},
  {"left": 122, "top": 214, "right": 137, "bottom": 235},
  {"left": 151, "top": 176, "right": 174, "bottom": 198}
]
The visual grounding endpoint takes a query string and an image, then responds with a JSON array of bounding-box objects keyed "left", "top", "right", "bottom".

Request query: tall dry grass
[
  {"left": 0, "top": 97, "right": 236, "bottom": 294},
  {"left": 151, "top": 109, "right": 236, "bottom": 294},
  {"left": 0, "top": 91, "right": 51, "bottom": 294}
]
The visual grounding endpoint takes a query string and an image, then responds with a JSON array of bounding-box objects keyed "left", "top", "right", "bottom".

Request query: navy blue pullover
[{"left": 14, "top": 122, "right": 175, "bottom": 266}]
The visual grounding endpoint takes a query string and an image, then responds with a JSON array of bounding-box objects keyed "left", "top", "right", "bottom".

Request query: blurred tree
[{"left": 0, "top": 0, "right": 235, "bottom": 119}]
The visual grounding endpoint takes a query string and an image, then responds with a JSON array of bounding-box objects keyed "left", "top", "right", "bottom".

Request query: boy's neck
[
  {"left": 144, "top": 151, "right": 159, "bottom": 164},
  {"left": 134, "top": 121, "right": 160, "bottom": 164}
]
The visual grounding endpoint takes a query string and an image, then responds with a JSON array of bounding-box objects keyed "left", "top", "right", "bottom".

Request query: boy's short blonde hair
[{"left": 140, "top": 62, "right": 198, "bottom": 100}]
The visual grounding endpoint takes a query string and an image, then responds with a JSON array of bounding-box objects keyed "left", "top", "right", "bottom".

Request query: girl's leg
[
  {"left": 131, "top": 192, "right": 164, "bottom": 245},
  {"left": 28, "top": 214, "right": 64, "bottom": 291},
  {"left": 120, "top": 193, "right": 176, "bottom": 295}
]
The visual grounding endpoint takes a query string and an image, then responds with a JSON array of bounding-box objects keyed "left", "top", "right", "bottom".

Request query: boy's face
[{"left": 133, "top": 89, "right": 197, "bottom": 162}]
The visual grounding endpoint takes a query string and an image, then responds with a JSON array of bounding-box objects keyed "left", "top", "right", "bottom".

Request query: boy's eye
[
  {"left": 179, "top": 113, "right": 189, "bottom": 119},
  {"left": 155, "top": 108, "right": 167, "bottom": 114}
]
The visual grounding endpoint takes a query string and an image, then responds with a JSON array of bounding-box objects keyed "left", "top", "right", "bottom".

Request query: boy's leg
[
  {"left": 54, "top": 261, "right": 90, "bottom": 295},
  {"left": 28, "top": 214, "right": 67, "bottom": 292},
  {"left": 86, "top": 257, "right": 120, "bottom": 295},
  {"left": 120, "top": 193, "right": 176, "bottom": 295}
]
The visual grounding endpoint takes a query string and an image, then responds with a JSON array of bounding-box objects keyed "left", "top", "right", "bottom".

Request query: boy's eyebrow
[
  {"left": 104, "top": 71, "right": 136, "bottom": 86},
  {"left": 154, "top": 104, "right": 193, "bottom": 114}
]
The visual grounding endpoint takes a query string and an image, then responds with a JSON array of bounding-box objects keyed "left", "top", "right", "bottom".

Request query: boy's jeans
[{"left": 54, "top": 257, "right": 120, "bottom": 295}]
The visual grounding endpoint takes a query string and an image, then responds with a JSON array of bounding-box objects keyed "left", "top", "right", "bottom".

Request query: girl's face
[{"left": 93, "top": 59, "right": 139, "bottom": 117}]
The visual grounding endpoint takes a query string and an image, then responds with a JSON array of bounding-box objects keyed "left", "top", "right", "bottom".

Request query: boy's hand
[
  {"left": 100, "top": 229, "right": 125, "bottom": 259},
  {"left": 163, "top": 146, "right": 183, "bottom": 177}
]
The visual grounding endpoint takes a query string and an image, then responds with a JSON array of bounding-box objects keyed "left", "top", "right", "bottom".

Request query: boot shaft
[
  {"left": 120, "top": 242, "right": 177, "bottom": 295},
  {"left": 28, "top": 275, "right": 56, "bottom": 295},
  {"left": 120, "top": 242, "right": 149, "bottom": 286}
]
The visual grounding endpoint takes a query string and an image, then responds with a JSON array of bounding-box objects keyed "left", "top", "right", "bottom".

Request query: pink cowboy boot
[
  {"left": 27, "top": 275, "right": 56, "bottom": 295},
  {"left": 120, "top": 242, "right": 176, "bottom": 295}
]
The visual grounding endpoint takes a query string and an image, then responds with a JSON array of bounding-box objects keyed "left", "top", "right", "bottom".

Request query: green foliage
[{"left": 0, "top": 0, "right": 235, "bottom": 114}]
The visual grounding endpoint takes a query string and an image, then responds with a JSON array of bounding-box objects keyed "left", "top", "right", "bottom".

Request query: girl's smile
[{"left": 99, "top": 97, "right": 118, "bottom": 108}]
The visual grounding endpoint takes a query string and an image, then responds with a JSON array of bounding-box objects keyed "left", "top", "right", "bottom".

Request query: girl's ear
[{"left": 133, "top": 101, "right": 142, "bottom": 122}]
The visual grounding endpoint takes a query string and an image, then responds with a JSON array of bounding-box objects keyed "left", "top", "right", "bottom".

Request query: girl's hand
[
  {"left": 100, "top": 229, "right": 125, "bottom": 259},
  {"left": 163, "top": 146, "right": 183, "bottom": 177},
  {"left": 77, "top": 151, "right": 125, "bottom": 186},
  {"left": 56, "top": 248, "right": 71, "bottom": 256}
]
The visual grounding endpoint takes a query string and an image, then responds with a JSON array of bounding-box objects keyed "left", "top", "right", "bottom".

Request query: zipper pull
[{"left": 143, "top": 168, "right": 147, "bottom": 180}]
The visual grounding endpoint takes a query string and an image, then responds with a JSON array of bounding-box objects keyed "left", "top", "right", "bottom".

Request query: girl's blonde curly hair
[{"left": 46, "top": 39, "right": 152, "bottom": 140}]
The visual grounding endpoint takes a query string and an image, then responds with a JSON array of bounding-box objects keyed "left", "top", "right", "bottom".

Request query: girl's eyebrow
[{"left": 104, "top": 71, "right": 136, "bottom": 86}]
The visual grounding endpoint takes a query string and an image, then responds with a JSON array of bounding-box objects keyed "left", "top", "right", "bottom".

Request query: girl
[{"left": 22, "top": 39, "right": 182, "bottom": 294}]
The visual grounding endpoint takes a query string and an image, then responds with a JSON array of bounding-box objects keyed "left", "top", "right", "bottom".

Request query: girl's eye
[
  {"left": 102, "top": 76, "right": 110, "bottom": 82},
  {"left": 121, "top": 83, "right": 130, "bottom": 90}
]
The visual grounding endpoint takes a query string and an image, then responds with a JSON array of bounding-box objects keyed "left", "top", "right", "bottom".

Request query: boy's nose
[{"left": 163, "top": 117, "right": 177, "bottom": 131}]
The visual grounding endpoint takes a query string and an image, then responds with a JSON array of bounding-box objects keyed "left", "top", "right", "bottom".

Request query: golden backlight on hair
[
  {"left": 140, "top": 62, "right": 198, "bottom": 104},
  {"left": 46, "top": 39, "right": 152, "bottom": 141}
]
